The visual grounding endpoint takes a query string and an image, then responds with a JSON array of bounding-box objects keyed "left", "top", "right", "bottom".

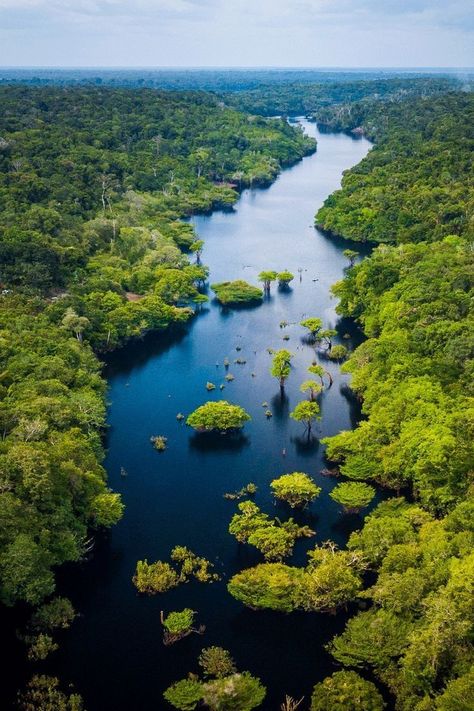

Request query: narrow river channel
[{"left": 54, "top": 120, "right": 373, "bottom": 710}]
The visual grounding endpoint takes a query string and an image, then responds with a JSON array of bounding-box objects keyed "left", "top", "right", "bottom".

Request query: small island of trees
[
  {"left": 186, "top": 401, "right": 251, "bottom": 432},
  {"left": 211, "top": 280, "right": 263, "bottom": 305}
]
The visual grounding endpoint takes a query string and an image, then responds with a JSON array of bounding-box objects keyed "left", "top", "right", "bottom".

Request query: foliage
[
  {"left": 163, "top": 678, "right": 203, "bottom": 711},
  {"left": 211, "top": 280, "right": 263, "bottom": 305},
  {"left": 316, "top": 93, "right": 474, "bottom": 245},
  {"left": 186, "top": 401, "right": 251, "bottom": 432},
  {"left": 18, "top": 675, "right": 83, "bottom": 711},
  {"left": 27, "top": 634, "right": 58, "bottom": 662},
  {"left": 330, "top": 482, "right": 376, "bottom": 513},
  {"left": 151, "top": 435, "right": 168, "bottom": 451},
  {"left": 228, "top": 543, "right": 363, "bottom": 613},
  {"left": 202, "top": 672, "right": 267, "bottom": 710},
  {"left": 310, "top": 671, "right": 385, "bottom": 711},
  {"left": 299, "top": 380, "right": 323, "bottom": 401},
  {"left": 277, "top": 271, "right": 294, "bottom": 286},
  {"left": 258, "top": 271, "right": 278, "bottom": 291},
  {"left": 290, "top": 401, "right": 321, "bottom": 432},
  {"left": 132, "top": 560, "right": 179, "bottom": 595},
  {"left": 270, "top": 472, "right": 321, "bottom": 508},
  {"left": 30, "top": 597, "right": 76, "bottom": 632},
  {"left": 270, "top": 349, "right": 293, "bottom": 388},
  {"left": 199, "top": 647, "right": 237, "bottom": 679},
  {"left": 229, "top": 501, "right": 314, "bottom": 561},
  {"left": 162, "top": 609, "right": 196, "bottom": 635},
  {"left": 327, "top": 344, "right": 348, "bottom": 361}
]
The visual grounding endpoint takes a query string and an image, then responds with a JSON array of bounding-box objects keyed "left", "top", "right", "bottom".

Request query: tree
[
  {"left": 308, "top": 364, "right": 333, "bottom": 387},
  {"left": 343, "top": 249, "right": 359, "bottom": 267},
  {"left": 299, "top": 380, "right": 322, "bottom": 401},
  {"left": 132, "top": 560, "right": 179, "bottom": 594},
  {"left": 199, "top": 647, "right": 237, "bottom": 679},
  {"left": 330, "top": 482, "right": 376, "bottom": 513},
  {"left": 61, "top": 308, "right": 90, "bottom": 343},
  {"left": 229, "top": 501, "right": 272, "bottom": 543},
  {"left": 202, "top": 672, "right": 266, "bottom": 710},
  {"left": 190, "top": 240, "right": 204, "bottom": 264},
  {"left": 227, "top": 563, "right": 304, "bottom": 612},
  {"left": 328, "top": 344, "right": 348, "bottom": 361},
  {"left": 290, "top": 401, "right": 320, "bottom": 434},
  {"left": 31, "top": 597, "right": 76, "bottom": 632},
  {"left": 300, "top": 317, "right": 323, "bottom": 339},
  {"left": 18, "top": 675, "right": 84, "bottom": 711},
  {"left": 301, "top": 545, "right": 363, "bottom": 613},
  {"left": 162, "top": 609, "right": 196, "bottom": 636},
  {"left": 271, "top": 349, "right": 293, "bottom": 390},
  {"left": 258, "top": 270, "right": 278, "bottom": 293},
  {"left": 90, "top": 492, "right": 124, "bottom": 527},
  {"left": 277, "top": 271, "right": 294, "bottom": 287},
  {"left": 271, "top": 472, "right": 321, "bottom": 508},
  {"left": 163, "top": 678, "right": 203, "bottom": 711},
  {"left": 311, "top": 671, "right": 385, "bottom": 711},
  {"left": 186, "top": 401, "right": 251, "bottom": 432}
]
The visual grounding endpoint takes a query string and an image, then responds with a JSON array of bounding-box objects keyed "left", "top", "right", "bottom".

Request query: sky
[{"left": 0, "top": 0, "right": 473, "bottom": 68}]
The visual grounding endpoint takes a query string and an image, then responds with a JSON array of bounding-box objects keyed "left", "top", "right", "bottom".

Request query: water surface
[{"left": 55, "top": 121, "right": 373, "bottom": 709}]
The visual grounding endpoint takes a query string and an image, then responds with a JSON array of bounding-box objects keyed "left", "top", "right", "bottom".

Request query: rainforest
[{"left": 0, "top": 70, "right": 473, "bottom": 711}]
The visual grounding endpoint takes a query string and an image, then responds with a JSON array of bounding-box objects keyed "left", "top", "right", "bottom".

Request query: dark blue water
[{"left": 53, "top": 121, "right": 374, "bottom": 710}]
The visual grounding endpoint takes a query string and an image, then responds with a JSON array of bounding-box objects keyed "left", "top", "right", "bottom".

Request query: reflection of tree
[
  {"left": 290, "top": 434, "right": 320, "bottom": 457},
  {"left": 270, "top": 391, "right": 290, "bottom": 421},
  {"left": 189, "top": 431, "right": 250, "bottom": 453}
]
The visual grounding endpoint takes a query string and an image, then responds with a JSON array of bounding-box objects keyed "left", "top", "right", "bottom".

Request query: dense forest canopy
[{"left": 0, "top": 87, "right": 314, "bottom": 619}]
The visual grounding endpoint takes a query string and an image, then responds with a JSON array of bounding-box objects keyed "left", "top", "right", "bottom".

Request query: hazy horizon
[{"left": 0, "top": 1, "right": 472, "bottom": 68}]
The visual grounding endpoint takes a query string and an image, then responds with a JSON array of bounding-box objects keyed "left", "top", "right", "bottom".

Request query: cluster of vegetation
[
  {"left": 133, "top": 546, "right": 220, "bottom": 595},
  {"left": 229, "top": 500, "right": 315, "bottom": 561},
  {"left": 223, "top": 482, "right": 257, "bottom": 500},
  {"left": 270, "top": 472, "right": 321, "bottom": 508},
  {"left": 228, "top": 541, "right": 364, "bottom": 613},
  {"left": 161, "top": 608, "right": 205, "bottom": 646},
  {"left": 312, "top": 91, "right": 474, "bottom": 709},
  {"left": 211, "top": 280, "right": 263, "bottom": 305},
  {"left": 164, "top": 646, "right": 266, "bottom": 710},
  {"left": 316, "top": 92, "right": 474, "bottom": 244},
  {"left": 186, "top": 400, "right": 251, "bottom": 432}
]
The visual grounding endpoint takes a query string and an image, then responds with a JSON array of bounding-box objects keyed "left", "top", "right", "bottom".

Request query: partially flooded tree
[
  {"left": 271, "top": 472, "right": 321, "bottom": 508},
  {"left": 308, "top": 363, "right": 333, "bottom": 387},
  {"left": 311, "top": 671, "right": 385, "bottom": 711},
  {"left": 290, "top": 401, "right": 320, "bottom": 434},
  {"left": 300, "top": 379, "right": 323, "bottom": 401},
  {"left": 277, "top": 270, "right": 295, "bottom": 288},
  {"left": 161, "top": 608, "right": 204, "bottom": 645},
  {"left": 343, "top": 249, "right": 359, "bottom": 267},
  {"left": 271, "top": 349, "right": 293, "bottom": 391},
  {"left": 258, "top": 270, "right": 278, "bottom": 293},
  {"left": 190, "top": 240, "right": 204, "bottom": 265},
  {"left": 198, "top": 647, "right": 237, "bottom": 678}
]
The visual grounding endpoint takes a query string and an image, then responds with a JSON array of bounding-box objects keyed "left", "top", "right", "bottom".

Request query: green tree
[
  {"left": 202, "top": 672, "right": 266, "bottom": 710},
  {"left": 277, "top": 271, "right": 294, "bottom": 287},
  {"left": 311, "top": 671, "right": 385, "bottom": 711},
  {"left": 163, "top": 678, "right": 203, "bottom": 711},
  {"left": 271, "top": 472, "right": 321, "bottom": 508},
  {"left": 199, "top": 647, "right": 237, "bottom": 679},
  {"left": 290, "top": 401, "right": 320, "bottom": 434},
  {"left": 330, "top": 482, "right": 376, "bottom": 513},
  {"left": 61, "top": 308, "right": 90, "bottom": 343},
  {"left": 300, "top": 317, "right": 323, "bottom": 339},
  {"left": 343, "top": 249, "right": 359, "bottom": 267},
  {"left": 270, "top": 349, "right": 293, "bottom": 390},
  {"left": 227, "top": 563, "right": 303, "bottom": 612},
  {"left": 132, "top": 560, "right": 179, "bottom": 594},
  {"left": 211, "top": 280, "right": 263, "bottom": 305},
  {"left": 258, "top": 270, "right": 278, "bottom": 293},
  {"left": 18, "top": 675, "right": 83, "bottom": 711},
  {"left": 299, "top": 379, "right": 323, "bottom": 401},
  {"left": 186, "top": 401, "right": 251, "bottom": 432}
]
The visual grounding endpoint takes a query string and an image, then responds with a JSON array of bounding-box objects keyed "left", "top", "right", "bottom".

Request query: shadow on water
[
  {"left": 188, "top": 431, "right": 250, "bottom": 452},
  {"left": 291, "top": 433, "right": 321, "bottom": 457}
]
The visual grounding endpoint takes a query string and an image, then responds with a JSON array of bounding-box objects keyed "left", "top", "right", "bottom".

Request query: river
[{"left": 52, "top": 120, "right": 373, "bottom": 710}]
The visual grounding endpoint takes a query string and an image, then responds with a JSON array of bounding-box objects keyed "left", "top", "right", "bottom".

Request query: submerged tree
[
  {"left": 277, "top": 270, "right": 294, "bottom": 287},
  {"left": 211, "top": 280, "right": 263, "bottom": 305},
  {"left": 190, "top": 239, "right": 204, "bottom": 264},
  {"left": 330, "top": 482, "right": 376, "bottom": 513},
  {"left": 161, "top": 608, "right": 204, "bottom": 645},
  {"left": 271, "top": 349, "right": 293, "bottom": 391},
  {"left": 290, "top": 401, "right": 321, "bottom": 434},
  {"left": 187, "top": 401, "right": 251, "bottom": 432},
  {"left": 308, "top": 363, "right": 333, "bottom": 387},
  {"left": 300, "top": 379, "right": 323, "bottom": 401},
  {"left": 163, "top": 678, "right": 203, "bottom": 711},
  {"left": 271, "top": 472, "right": 321, "bottom": 508},
  {"left": 203, "top": 672, "right": 266, "bottom": 711},
  {"left": 258, "top": 270, "right": 278, "bottom": 293},
  {"left": 300, "top": 317, "right": 323, "bottom": 340},
  {"left": 328, "top": 344, "right": 348, "bottom": 361}
]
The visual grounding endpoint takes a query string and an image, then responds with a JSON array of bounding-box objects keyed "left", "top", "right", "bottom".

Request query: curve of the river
[{"left": 55, "top": 120, "right": 373, "bottom": 710}]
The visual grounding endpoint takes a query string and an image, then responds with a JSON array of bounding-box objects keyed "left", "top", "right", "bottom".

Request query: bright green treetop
[
  {"left": 330, "top": 481, "right": 376, "bottom": 513},
  {"left": 187, "top": 401, "right": 251, "bottom": 432},
  {"left": 311, "top": 671, "right": 385, "bottom": 711},
  {"left": 271, "top": 472, "right": 321, "bottom": 508}
]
